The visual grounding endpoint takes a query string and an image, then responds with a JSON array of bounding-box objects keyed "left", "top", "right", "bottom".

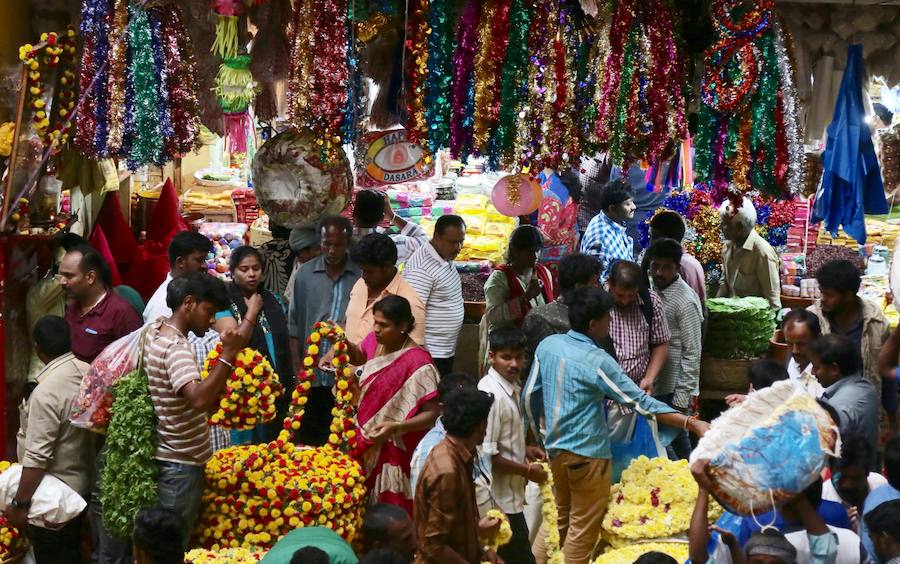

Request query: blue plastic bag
[{"left": 610, "top": 416, "right": 666, "bottom": 482}]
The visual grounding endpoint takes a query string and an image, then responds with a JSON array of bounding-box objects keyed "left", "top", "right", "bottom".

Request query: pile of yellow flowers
[
  {"left": 0, "top": 123, "right": 14, "bottom": 158},
  {"left": 185, "top": 547, "right": 265, "bottom": 563},
  {"left": 593, "top": 541, "right": 689, "bottom": 563},
  {"left": 539, "top": 462, "right": 564, "bottom": 564},
  {"left": 287, "top": 322, "right": 357, "bottom": 454},
  {"left": 194, "top": 441, "right": 367, "bottom": 550},
  {"left": 202, "top": 344, "right": 283, "bottom": 429},
  {"left": 0, "top": 461, "right": 25, "bottom": 560},
  {"left": 602, "top": 456, "right": 723, "bottom": 547}
]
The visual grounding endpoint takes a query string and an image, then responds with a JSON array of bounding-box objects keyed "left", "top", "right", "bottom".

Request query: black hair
[
  {"left": 489, "top": 326, "right": 527, "bottom": 353},
  {"left": 649, "top": 211, "right": 687, "bottom": 242},
  {"left": 646, "top": 238, "right": 683, "bottom": 267},
  {"left": 568, "top": 286, "right": 614, "bottom": 334},
  {"left": 559, "top": 168, "right": 583, "bottom": 204},
  {"left": 71, "top": 244, "right": 113, "bottom": 287},
  {"left": 802, "top": 477, "right": 824, "bottom": 506},
  {"left": 634, "top": 552, "right": 679, "bottom": 564},
  {"left": 359, "top": 548, "right": 410, "bottom": 564},
  {"left": 835, "top": 434, "right": 875, "bottom": 472},
  {"left": 815, "top": 260, "right": 861, "bottom": 295},
  {"left": 434, "top": 214, "right": 466, "bottom": 236},
  {"left": 873, "top": 103, "right": 894, "bottom": 127},
  {"left": 558, "top": 253, "right": 600, "bottom": 293},
  {"left": 133, "top": 506, "right": 184, "bottom": 564},
  {"left": 809, "top": 334, "right": 861, "bottom": 376},
  {"left": 57, "top": 232, "right": 87, "bottom": 252},
  {"left": 168, "top": 231, "right": 212, "bottom": 268},
  {"left": 442, "top": 387, "right": 494, "bottom": 438},
  {"left": 351, "top": 233, "right": 398, "bottom": 267},
  {"left": 290, "top": 547, "right": 330, "bottom": 564},
  {"left": 361, "top": 503, "right": 409, "bottom": 544},
  {"left": 166, "top": 272, "right": 229, "bottom": 311},
  {"left": 608, "top": 260, "right": 643, "bottom": 290},
  {"left": 437, "top": 372, "right": 477, "bottom": 402},
  {"left": 782, "top": 309, "right": 822, "bottom": 338},
  {"left": 33, "top": 315, "right": 70, "bottom": 358},
  {"left": 353, "top": 189, "right": 387, "bottom": 228},
  {"left": 508, "top": 225, "right": 543, "bottom": 254},
  {"left": 747, "top": 359, "right": 789, "bottom": 391},
  {"left": 229, "top": 245, "right": 264, "bottom": 273},
  {"left": 319, "top": 214, "right": 354, "bottom": 240},
  {"left": 886, "top": 436, "right": 900, "bottom": 489},
  {"left": 372, "top": 295, "right": 415, "bottom": 331},
  {"left": 598, "top": 178, "right": 633, "bottom": 212},
  {"left": 270, "top": 223, "right": 291, "bottom": 240},
  {"left": 865, "top": 500, "right": 900, "bottom": 541}
]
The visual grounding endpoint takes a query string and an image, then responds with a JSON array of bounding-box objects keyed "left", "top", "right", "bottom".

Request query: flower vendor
[
  {"left": 717, "top": 198, "right": 782, "bottom": 310},
  {"left": 288, "top": 216, "right": 361, "bottom": 447},
  {"left": 9, "top": 316, "right": 95, "bottom": 562},
  {"left": 414, "top": 386, "right": 502, "bottom": 564},
  {"left": 144, "top": 272, "right": 248, "bottom": 547},
  {"left": 579, "top": 179, "right": 637, "bottom": 284},
  {"left": 523, "top": 286, "right": 710, "bottom": 563},
  {"left": 341, "top": 295, "right": 440, "bottom": 514},
  {"left": 478, "top": 327, "right": 549, "bottom": 564},
  {"left": 214, "top": 246, "right": 293, "bottom": 444}
]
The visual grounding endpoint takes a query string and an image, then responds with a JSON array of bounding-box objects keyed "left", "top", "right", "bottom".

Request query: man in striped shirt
[
  {"left": 403, "top": 215, "right": 467, "bottom": 375},
  {"left": 144, "top": 272, "right": 246, "bottom": 547},
  {"left": 646, "top": 238, "right": 703, "bottom": 460}
]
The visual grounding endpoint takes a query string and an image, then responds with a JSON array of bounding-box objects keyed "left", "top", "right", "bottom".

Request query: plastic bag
[
  {"left": 70, "top": 325, "right": 149, "bottom": 433},
  {"left": 610, "top": 415, "right": 666, "bottom": 482},
  {"left": 0, "top": 464, "right": 86, "bottom": 528}
]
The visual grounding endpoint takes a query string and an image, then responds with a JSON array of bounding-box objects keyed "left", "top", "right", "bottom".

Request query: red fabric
[
  {"left": 94, "top": 193, "right": 137, "bottom": 269},
  {"left": 122, "top": 241, "right": 171, "bottom": 301},
  {"left": 147, "top": 178, "right": 188, "bottom": 245},
  {"left": 88, "top": 225, "right": 122, "bottom": 286},
  {"left": 496, "top": 263, "right": 557, "bottom": 325}
]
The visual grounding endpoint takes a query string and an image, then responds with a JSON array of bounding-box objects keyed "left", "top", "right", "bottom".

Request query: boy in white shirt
[{"left": 478, "top": 327, "right": 548, "bottom": 564}]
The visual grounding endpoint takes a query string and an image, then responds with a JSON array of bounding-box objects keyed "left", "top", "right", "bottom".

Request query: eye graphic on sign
[{"left": 365, "top": 130, "right": 431, "bottom": 184}]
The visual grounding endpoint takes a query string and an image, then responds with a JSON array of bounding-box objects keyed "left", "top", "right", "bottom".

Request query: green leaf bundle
[
  {"left": 704, "top": 297, "right": 776, "bottom": 359},
  {"left": 100, "top": 367, "right": 159, "bottom": 538}
]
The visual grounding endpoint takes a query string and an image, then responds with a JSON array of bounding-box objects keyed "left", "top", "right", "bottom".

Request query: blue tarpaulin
[{"left": 812, "top": 44, "right": 886, "bottom": 245}]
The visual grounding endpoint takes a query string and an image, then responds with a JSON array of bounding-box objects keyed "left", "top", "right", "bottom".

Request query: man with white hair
[{"left": 717, "top": 197, "right": 781, "bottom": 309}]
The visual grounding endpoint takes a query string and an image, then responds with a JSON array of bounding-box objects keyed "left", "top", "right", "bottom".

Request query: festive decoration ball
[
  {"left": 251, "top": 128, "right": 353, "bottom": 229},
  {"left": 491, "top": 174, "right": 542, "bottom": 217}
]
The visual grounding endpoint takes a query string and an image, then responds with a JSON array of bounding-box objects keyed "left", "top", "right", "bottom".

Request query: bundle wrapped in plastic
[
  {"left": 691, "top": 380, "right": 840, "bottom": 516},
  {"left": 704, "top": 297, "right": 776, "bottom": 359}
]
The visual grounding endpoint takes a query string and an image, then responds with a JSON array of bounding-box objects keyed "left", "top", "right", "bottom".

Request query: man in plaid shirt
[{"left": 579, "top": 179, "right": 636, "bottom": 283}]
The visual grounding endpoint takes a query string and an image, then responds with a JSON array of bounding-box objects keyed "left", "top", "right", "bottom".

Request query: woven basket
[{"left": 700, "top": 357, "right": 752, "bottom": 399}]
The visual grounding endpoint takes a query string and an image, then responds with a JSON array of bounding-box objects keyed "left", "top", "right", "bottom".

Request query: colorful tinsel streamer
[
  {"left": 105, "top": 0, "right": 128, "bottom": 155},
  {"left": 405, "top": 0, "right": 430, "bottom": 145},
  {"left": 125, "top": 4, "right": 164, "bottom": 169},
  {"left": 594, "top": 0, "right": 687, "bottom": 167},
  {"left": 423, "top": 0, "right": 454, "bottom": 155},
  {"left": 493, "top": 0, "right": 531, "bottom": 166},
  {"left": 472, "top": 0, "right": 510, "bottom": 155},
  {"left": 449, "top": 0, "right": 481, "bottom": 159},
  {"left": 160, "top": 6, "right": 201, "bottom": 156},
  {"left": 75, "top": 0, "right": 107, "bottom": 156}
]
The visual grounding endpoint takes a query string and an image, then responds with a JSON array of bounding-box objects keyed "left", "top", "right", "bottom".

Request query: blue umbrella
[{"left": 812, "top": 44, "right": 886, "bottom": 245}]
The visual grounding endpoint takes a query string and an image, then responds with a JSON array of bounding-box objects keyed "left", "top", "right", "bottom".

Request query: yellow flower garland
[
  {"left": 593, "top": 541, "right": 689, "bottom": 563},
  {"left": 538, "top": 462, "right": 565, "bottom": 564},
  {"left": 480, "top": 508, "right": 512, "bottom": 556},
  {"left": 0, "top": 123, "right": 14, "bottom": 158},
  {"left": 201, "top": 344, "right": 284, "bottom": 430},
  {"left": 602, "top": 456, "right": 723, "bottom": 547},
  {"left": 18, "top": 27, "right": 78, "bottom": 149},
  {"left": 185, "top": 547, "right": 265, "bottom": 563},
  {"left": 0, "top": 462, "right": 25, "bottom": 561}
]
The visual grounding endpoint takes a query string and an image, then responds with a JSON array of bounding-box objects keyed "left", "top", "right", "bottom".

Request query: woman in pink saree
[{"left": 345, "top": 295, "right": 440, "bottom": 514}]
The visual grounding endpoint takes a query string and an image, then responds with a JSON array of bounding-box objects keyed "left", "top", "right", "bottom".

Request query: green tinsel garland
[
  {"left": 127, "top": 4, "right": 164, "bottom": 169},
  {"left": 494, "top": 0, "right": 530, "bottom": 166}
]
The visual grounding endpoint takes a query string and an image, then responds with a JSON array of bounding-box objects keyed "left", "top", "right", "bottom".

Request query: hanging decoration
[
  {"left": 472, "top": 0, "right": 510, "bottom": 156},
  {"left": 404, "top": 0, "right": 430, "bottom": 146},
  {"left": 594, "top": 0, "right": 688, "bottom": 168},
  {"left": 75, "top": 1, "right": 201, "bottom": 169},
  {"left": 449, "top": 0, "right": 481, "bottom": 160},
  {"left": 18, "top": 28, "right": 78, "bottom": 150},
  {"left": 492, "top": 0, "right": 531, "bottom": 166},
  {"left": 423, "top": 0, "right": 454, "bottom": 156},
  {"left": 695, "top": 0, "right": 804, "bottom": 204},
  {"left": 214, "top": 55, "right": 258, "bottom": 154},
  {"left": 210, "top": 0, "right": 244, "bottom": 60}
]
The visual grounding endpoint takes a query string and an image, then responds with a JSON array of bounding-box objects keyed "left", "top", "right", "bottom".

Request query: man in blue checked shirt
[
  {"left": 524, "top": 286, "right": 710, "bottom": 564},
  {"left": 579, "top": 178, "right": 637, "bottom": 283}
]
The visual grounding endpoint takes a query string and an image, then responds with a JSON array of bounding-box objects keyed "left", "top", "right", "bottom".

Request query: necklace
[
  {"left": 81, "top": 291, "right": 108, "bottom": 315},
  {"left": 162, "top": 321, "right": 187, "bottom": 339}
]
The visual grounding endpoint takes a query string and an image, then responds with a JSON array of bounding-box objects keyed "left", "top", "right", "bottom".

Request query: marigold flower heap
[
  {"left": 202, "top": 344, "right": 283, "bottom": 430},
  {"left": 602, "top": 456, "right": 723, "bottom": 547},
  {"left": 185, "top": 547, "right": 264, "bottom": 563},
  {"left": 195, "top": 322, "right": 366, "bottom": 550},
  {"left": 0, "top": 462, "right": 25, "bottom": 560},
  {"left": 594, "top": 542, "right": 689, "bottom": 563}
]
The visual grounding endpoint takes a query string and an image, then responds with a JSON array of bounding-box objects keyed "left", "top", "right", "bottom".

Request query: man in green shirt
[{"left": 261, "top": 527, "right": 357, "bottom": 564}]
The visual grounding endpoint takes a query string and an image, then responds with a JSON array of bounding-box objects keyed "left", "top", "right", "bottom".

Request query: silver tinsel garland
[{"left": 773, "top": 17, "right": 806, "bottom": 196}]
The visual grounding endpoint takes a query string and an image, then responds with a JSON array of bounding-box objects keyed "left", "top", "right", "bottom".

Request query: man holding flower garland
[{"left": 523, "top": 287, "right": 709, "bottom": 563}]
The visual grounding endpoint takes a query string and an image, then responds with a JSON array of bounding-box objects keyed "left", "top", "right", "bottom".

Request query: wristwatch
[{"left": 9, "top": 498, "right": 31, "bottom": 510}]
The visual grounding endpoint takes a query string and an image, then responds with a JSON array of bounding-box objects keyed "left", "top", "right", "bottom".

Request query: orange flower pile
[
  {"left": 0, "top": 462, "right": 26, "bottom": 560},
  {"left": 202, "top": 344, "right": 284, "bottom": 430}
]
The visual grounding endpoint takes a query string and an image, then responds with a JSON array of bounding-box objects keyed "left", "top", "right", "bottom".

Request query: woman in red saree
[{"left": 345, "top": 295, "right": 440, "bottom": 514}]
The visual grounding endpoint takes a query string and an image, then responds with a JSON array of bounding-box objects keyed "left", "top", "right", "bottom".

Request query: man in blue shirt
[
  {"left": 579, "top": 179, "right": 636, "bottom": 283},
  {"left": 523, "top": 286, "right": 709, "bottom": 563}
]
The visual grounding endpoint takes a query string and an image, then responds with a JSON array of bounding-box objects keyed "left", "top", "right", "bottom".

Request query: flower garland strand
[
  {"left": 18, "top": 29, "right": 78, "bottom": 150},
  {"left": 480, "top": 509, "right": 512, "bottom": 562},
  {"left": 538, "top": 462, "right": 564, "bottom": 564},
  {"left": 201, "top": 344, "right": 284, "bottom": 430}
]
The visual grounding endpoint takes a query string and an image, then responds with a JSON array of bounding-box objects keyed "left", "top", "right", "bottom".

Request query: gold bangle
[
  {"left": 219, "top": 358, "right": 235, "bottom": 371},
  {"left": 683, "top": 415, "right": 696, "bottom": 431}
]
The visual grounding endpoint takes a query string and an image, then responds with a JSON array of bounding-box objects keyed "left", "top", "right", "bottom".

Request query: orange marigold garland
[{"left": 202, "top": 344, "right": 284, "bottom": 430}]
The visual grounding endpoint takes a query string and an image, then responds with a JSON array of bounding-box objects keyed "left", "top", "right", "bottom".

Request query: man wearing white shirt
[
  {"left": 783, "top": 308, "right": 825, "bottom": 396},
  {"left": 143, "top": 232, "right": 212, "bottom": 323}
]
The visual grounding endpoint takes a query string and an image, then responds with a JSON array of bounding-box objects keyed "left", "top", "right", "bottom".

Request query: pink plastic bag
[{"left": 70, "top": 325, "right": 149, "bottom": 433}]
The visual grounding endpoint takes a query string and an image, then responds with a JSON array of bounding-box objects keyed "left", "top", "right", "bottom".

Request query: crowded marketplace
[{"left": 0, "top": 0, "right": 898, "bottom": 562}]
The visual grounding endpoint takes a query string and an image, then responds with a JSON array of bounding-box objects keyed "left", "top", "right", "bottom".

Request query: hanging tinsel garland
[
  {"left": 125, "top": 3, "right": 164, "bottom": 169},
  {"left": 405, "top": 0, "right": 430, "bottom": 146},
  {"left": 449, "top": 0, "right": 481, "bottom": 159},
  {"left": 423, "top": 0, "right": 455, "bottom": 156},
  {"left": 160, "top": 6, "right": 202, "bottom": 157},
  {"left": 472, "top": 0, "right": 510, "bottom": 156},
  {"left": 493, "top": 0, "right": 531, "bottom": 167}
]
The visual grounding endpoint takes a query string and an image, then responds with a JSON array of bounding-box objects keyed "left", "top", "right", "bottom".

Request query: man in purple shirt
[{"left": 60, "top": 244, "right": 142, "bottom": 363}]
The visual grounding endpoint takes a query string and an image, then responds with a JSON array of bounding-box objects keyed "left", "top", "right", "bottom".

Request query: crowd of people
[{"left": 7, "top": 182, "right": 900, "bottom": 564}]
